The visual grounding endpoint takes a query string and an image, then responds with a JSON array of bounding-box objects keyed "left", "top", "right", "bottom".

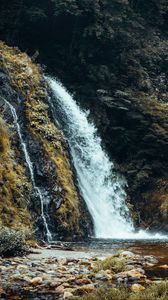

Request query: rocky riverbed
[{"left": 1, "top": 249, "right": 166, "bottom": 300}]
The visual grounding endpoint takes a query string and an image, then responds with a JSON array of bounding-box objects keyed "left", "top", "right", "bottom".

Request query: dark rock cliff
[{"left": 0, "top": 0, "right": 168, "bottom": 232}]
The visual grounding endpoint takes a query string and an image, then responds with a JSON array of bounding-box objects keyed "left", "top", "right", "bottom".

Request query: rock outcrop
[{"left": 0, "top": 42, "right": 91, "bottom": 240}]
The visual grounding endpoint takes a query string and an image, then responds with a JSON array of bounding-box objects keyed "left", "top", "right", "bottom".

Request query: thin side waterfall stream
[
  {"left": 5, "top": 100, "right": 52, "bottom": 242},
  {"left": 47, "top": 77, "right": 166, "bottom": 240}
]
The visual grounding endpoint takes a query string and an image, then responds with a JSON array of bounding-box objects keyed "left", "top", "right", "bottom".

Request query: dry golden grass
[
  {"left": 0, "top": 105, "right": 32, "bottom": 229},
  {"left": 73, "top": 281, "right": 168, "bottom": 300}
]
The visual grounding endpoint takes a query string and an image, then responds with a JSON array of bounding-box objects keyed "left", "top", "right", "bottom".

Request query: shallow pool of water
[{"left": 30, "top": 238, "right": 168, "bottom": 280}]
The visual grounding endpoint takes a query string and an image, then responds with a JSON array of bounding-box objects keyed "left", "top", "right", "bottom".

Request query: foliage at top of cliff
[{"left": 0, "top": 0, "right": 168, "bottom": 92}]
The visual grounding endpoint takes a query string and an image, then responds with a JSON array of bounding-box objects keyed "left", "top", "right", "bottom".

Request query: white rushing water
[
  {"left": 5, "top": 100, "right": 52, "bottom": 242},
  {"left": 47, "top": 77, "right": 167, "bottom": 240}
]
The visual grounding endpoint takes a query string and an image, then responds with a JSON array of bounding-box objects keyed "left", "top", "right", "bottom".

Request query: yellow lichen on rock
[{"left": 0, "top": 116, "right": 32, "bottom": 229}]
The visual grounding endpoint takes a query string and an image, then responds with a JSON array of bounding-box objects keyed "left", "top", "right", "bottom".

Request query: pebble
[
  {"left": 144, "top": 256, "right": 158, "bottom": 264},
  {"left": 120, "top": 251, "right": 135, "bottom": 257},
  {"left": 159, "top": 264, "right": 168, "bottom": 269},
  {"left": 131, "top": 283, "right": 145, "bottom": 293},
  {"left": 74, "top": 284, "right": 95, "bottom": 295},
  {"left": 31, "top": 277, "right": 43, "bottom": 285},
  {"left": 76, "top": 277, "right": 92, "bottom": 285},
  {"left": 95, "top": 270, "right": 112, "bottom": 281},
  {"left": 63, "top": 291, "right": 73, "bottom": 299}
]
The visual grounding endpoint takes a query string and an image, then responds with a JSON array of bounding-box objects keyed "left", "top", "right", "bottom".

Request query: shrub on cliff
[{"left": 0, "top": 227, "right": 29, "bottom": 257}]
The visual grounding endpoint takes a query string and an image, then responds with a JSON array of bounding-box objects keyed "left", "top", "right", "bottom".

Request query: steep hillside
[
  {"left": 0, "top": 42, "right": 91, "bottom": 240},
  {"left": 0, "top": 115, "right": 32, "bottom": 230}
]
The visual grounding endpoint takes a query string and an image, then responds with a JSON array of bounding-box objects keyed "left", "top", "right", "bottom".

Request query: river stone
[
  {"left": 74, "top": 284, "right": 95, "bottom": 296},
  {"left": 135, "top": 267, "right": 145, "bottom": 274},
  {"left": 0, "top": 288, "right": 5, "bottom": 296},
  {"left": 22, "top": 276, "right": 31, "bottom": 282},
  {"left": 159, "top": 264, "right": 168, "bottom": 269},
  {"left": 63, "top": 291, "right": 73, "bottom": 299},
  {"left": 31, "top": 277, "right": 43, "bottom": 285},
  {"left": 76, "top": 277, "right": 92, "bottom": 285},
  {"left": 50, "top": 279, "right": 63, "bottom": 288},
  {"left": 120, "top": 251, "right": 135, "bottom": 257},
  {"left": 55, "top": 284, "right": 66, "bottom": 294},
  {"left": 79, "top": 260, "right": 92, "bottom": 266},
  {"left": 127, "top": 269, "right": 146, "bottom": 279},
  {"left": 95, "top": 270, "right": 110, "bottom": 281},
  {"left": 16, "top": 265, "right": 28, "bottom": 271},
  {"left": 144, "top": 256, "right": 158, "bottom": 264},
  {"left": 58, "top": 266, "right": 68, "bottom": 272},
  {"left": 125, "top": 264, "right": 137, "bottom": 270},
  {"left": 58, "top": 258, "right": 67, "bottom": 265},
  {"left": 114, "top": 269, "right": 146, "bottom": 282},
  {"left": 131, "top": 283, "right": 145, "bottom": 293},
  {"left": 0, "top": 266, "right": 7, "bottom": 271},
  {"left": 67, "top": 276, "right": 76, "bottom": 283}
]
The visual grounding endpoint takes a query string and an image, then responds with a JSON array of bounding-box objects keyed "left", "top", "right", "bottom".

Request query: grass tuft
[
  {"left": 94, "top": 255, "right": 126, "bottom": 273},
  {"left": 73, "top": 282, "right": 168, "bottom": 300}
]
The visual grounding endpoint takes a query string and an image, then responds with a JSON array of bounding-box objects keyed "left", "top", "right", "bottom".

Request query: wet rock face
[
  {"left": 91, "top": 90, "right": 168, "bottom": 231},
  {"left": 0, "top": 42, "right": 92, "bottom": 240}
]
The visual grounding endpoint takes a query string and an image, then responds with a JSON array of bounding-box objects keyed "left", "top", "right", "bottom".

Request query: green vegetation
[
  {"left": 0, "top": 114, "right": 32, "bottom": 229},
  {"left": 0, "top": 227, "right": 30, "bottom": 257},
  {"left": 94, "top": 255, "right": 126, "bottom": 273},
  {"left": 0, "top": 42, "right": 85, "bottom": 238},
  {"left": 0, "top": 117, "right": 9, "bottom": 153},
  {"left": 73, "top": 282, "right": 168, "bottom": 300}
]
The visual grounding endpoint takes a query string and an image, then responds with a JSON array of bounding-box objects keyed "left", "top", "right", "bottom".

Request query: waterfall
[
  {"left": 47, "top": 77, "right": 167, "bottom": 240},
  {"left": 5, "top": 100, "right": 52, "bottom": 242},
  {"left": 47, "top": 77, "right": 134, "bottom": 238}
]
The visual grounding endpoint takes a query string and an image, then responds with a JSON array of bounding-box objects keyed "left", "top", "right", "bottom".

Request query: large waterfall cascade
[
  {"left": 47, "top": 77, "right": 166, "bottom": 240},
  {"left": 5, "top": 99, "right": 52, "bottom": 242}
]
